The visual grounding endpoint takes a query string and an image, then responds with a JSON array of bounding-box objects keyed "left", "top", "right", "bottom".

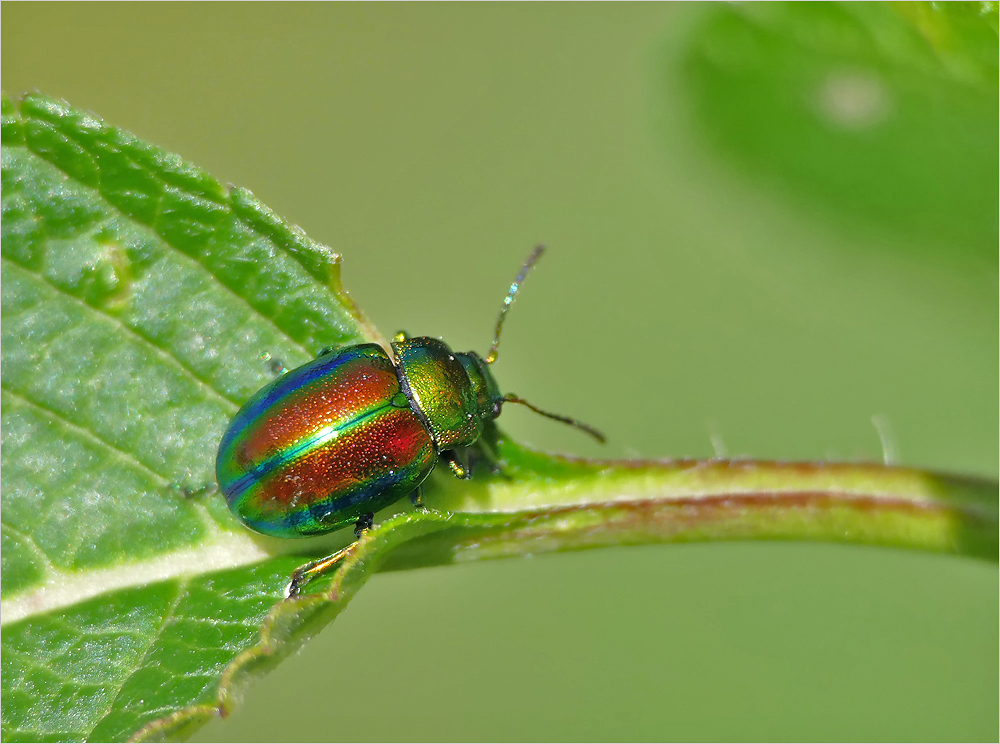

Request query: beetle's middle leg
[{"left": 409, "top": 486, "right": 426, "bottom": 510}]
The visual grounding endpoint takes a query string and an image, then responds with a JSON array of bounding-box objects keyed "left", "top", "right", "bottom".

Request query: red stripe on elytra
[{"left": 246, "top": 406, "right": 435, "bottom": 515}]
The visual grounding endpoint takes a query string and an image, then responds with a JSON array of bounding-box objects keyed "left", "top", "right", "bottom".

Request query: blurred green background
[{"left": 3, "top": 3, "right": 996, "bottom": 741}]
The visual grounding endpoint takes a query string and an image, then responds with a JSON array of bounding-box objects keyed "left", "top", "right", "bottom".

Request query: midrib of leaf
[
  {"left": 129, "top": 467, "right": 999, "bottom": 741},
  {"left": 0, "top": 528, "right": 274, "bottom": 628}
]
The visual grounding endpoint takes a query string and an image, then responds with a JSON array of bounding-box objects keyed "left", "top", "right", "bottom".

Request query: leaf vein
[
  {"left": 12, "top": 129, "right": 316, "bottom": 359},
  {"left": 0, "top": 522, "right": 58, "bottom": 577},
  {"left": 1, "top": 255, "right": 241, "bottom": 411},
  {"left": 0, "top": 386, "right": 173, "bottom": 486},
  {"left": 86, "top": 578, "right": 191, "bottom": 739}
]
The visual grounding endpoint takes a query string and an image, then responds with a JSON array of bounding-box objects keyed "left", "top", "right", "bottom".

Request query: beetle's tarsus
[
  {"left": 285, "top": 575, "right": 304, "bottom": 598},
  {"left": 354, "top": 512, "right": 375, "bottom": 537}
]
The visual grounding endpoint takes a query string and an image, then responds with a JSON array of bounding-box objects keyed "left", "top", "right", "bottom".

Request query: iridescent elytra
[{"left": 215, "top": 246, "right": 604, "bottom": 595}]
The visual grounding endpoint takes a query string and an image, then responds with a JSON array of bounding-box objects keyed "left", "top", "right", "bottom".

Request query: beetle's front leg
[{"left": 440, "top": 449, "right": 470, "bottom": 479}]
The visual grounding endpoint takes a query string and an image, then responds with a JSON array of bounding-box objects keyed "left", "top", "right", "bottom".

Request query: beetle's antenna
[
  {"left": 503, "top": 393, "right": 606, "bottom": 443},
  {"left": 485, "top": 245, "right": 545, "bottom": 365}
]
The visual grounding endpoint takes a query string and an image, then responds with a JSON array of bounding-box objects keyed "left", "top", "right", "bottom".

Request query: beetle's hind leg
[
  {"left": 286, "top": 544, "right": 354, "bottom": 597},
  {"left": 285, "top": 512, "right": 376, "bottom": 597}
]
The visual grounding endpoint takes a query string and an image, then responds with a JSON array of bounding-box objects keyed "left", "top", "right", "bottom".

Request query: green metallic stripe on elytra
[
  {"left": 230, "top": 405, "right": 436, "bottom": 538},
  {"left": 225, "top": 402, "right": 394, "bottom": 500}
]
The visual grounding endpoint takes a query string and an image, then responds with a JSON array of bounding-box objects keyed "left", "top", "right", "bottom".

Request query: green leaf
[
  {"left": 1, "top": 92, "right": 996, "bottom": 743},
  {"left": 1, "top": 90, "right": 376, "bottom": 741},
  {"left": 678, "top": 1, "right": 999, "bottom": 266}
]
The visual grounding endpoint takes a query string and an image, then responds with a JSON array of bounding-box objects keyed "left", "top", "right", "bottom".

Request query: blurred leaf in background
[
  {"left": 681, "top": 2, "right": 998, "bottom": 267},
  {"left": 1, "top": 2, "right": 996, "bottom": 742}
]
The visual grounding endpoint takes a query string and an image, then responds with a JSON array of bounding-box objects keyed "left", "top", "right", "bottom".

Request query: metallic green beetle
[{"left": 216, "top": 247, "right": 603, "bottom": 595}]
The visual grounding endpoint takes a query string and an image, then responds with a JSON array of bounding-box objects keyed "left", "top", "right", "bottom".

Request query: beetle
[{"left": 216, "top": 246, "right": 603, "bottom": 595}]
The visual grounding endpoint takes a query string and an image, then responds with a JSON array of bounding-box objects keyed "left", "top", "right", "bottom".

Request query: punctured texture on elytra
[{"left": 217, "top": 344, "right": 436, "bottom": 538}]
